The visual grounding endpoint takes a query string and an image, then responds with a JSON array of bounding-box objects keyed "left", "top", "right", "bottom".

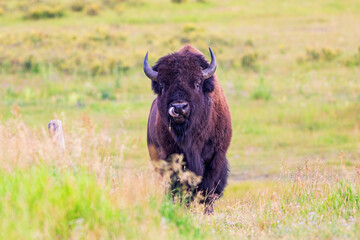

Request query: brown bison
[{"left": 143, "top": 45, "right": 232, "bottom": 213}]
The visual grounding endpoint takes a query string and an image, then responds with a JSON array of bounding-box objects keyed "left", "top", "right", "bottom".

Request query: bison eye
[
  {"left": 159, "top": 83, "right": 165, "bottom": 93},
  {"left": 195, "top": 83, "right": 200, "bottom": 88}
]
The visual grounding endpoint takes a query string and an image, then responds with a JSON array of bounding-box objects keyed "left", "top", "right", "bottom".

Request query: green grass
[
  {"left": 1, "top": 160, "right": 359, "bottom": 239},
  {"left": 0, "top": 166, "right": 219, "bottom": 240},
  {"left": 0, "top": 167, "right": 121, "bottom": 239}
]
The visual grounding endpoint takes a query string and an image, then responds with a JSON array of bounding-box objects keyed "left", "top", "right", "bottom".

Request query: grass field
[{"left": 0, "top": 0, "right": 360, "bottom": 239}]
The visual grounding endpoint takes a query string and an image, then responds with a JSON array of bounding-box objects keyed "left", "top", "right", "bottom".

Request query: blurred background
[
  {"left": 1, "top": 0, "right": 359, "bottom": 177},
  {"left": 1, "top": 0, "right": 360, "bottom": 238}
]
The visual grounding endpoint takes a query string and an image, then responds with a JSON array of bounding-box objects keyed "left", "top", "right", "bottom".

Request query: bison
[{"left": 143, "top": 45, "right": 232, "bottom": 213}]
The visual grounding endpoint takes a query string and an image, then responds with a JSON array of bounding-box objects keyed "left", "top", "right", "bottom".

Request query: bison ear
[
  {"left": 151, "top": 81, "right": 161, "bottom": 94},
  {"left": 203, "top": 76, "right": 215, "bottom": 93},
  {"left": 150, "top": 63, "right": 162, "bottom": 94}
]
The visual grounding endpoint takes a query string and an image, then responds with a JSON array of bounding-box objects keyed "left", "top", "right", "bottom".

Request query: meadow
[{"left": 0, "top": 0, "right": 360, "bottom": 239}]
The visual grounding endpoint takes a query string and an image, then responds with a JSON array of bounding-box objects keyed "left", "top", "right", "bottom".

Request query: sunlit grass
[{"left": 0, "top": 120, "right": 359, "bottom": 239}]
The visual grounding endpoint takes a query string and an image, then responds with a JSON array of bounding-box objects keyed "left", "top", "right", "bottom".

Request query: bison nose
[{"left": 171, "top": 102, "right": 189, "bottom": 115}]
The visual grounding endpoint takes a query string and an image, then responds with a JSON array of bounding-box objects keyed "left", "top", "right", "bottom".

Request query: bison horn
[
  {"left": 202, "top": 47, "right": 217, "bottom": 79},
  {"left": 169, "top": 107, "right": 179, "bottom": 117},
  {"left": 143, "top": 52, "right": 158, "bottom": 82}
]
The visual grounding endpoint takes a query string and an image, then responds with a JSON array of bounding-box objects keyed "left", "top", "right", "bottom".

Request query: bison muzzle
[{"left": 144, "top": 45, "right": 232, "bottom": 213}]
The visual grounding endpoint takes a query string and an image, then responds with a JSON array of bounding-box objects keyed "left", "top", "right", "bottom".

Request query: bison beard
[
  {"left": 144, "top": 45, "right": 232, "bottom": 214},
  {"left": 169, "top": 117, "right": 188, "bottom": 143}
]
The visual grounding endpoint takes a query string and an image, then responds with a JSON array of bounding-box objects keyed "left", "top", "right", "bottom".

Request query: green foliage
[
  {"left": 100, "top": 89, "right": 116, "bottom": 100},
  {"left": 23, "top": 56, "right": 40, "bottom": 73},
  {"left": 345, "top": 47, "right": 360, "bottom": 67},
  {"left": 70, "top": 1, "right": 86, "bottom": 12},
  {"left": 330, "top": 181, "right": 360, "bottom": 212},
  {"left": 172, "top": 0, "right": 188, "bottom": 3},
  {"left": 298, "top": 47, "right": 342, "bottom": 63},
  {"left": 241, "top": 52, "right": 259, "bottom": 70},
  {"left": 0, "top": 167, "right": 122, "bottom": 239},
  {"left": 251, "top": 76, "right": 272, "bottom": 100},
  {"left": 160, "top": 199, "right": 206, "bottom": 239},
  {"left": 182, "top": 24, "right": 197, "bottom": 33},
  {"left": 25, "top": 4, "right": 65, "bottom": 19},
  {"left": 290, "top": 180, "right": 360, "bottom": 214},
  {"left": 321, "top": 47, "right": 342, "bottom": 61},
  {"left": 244, "top": 39, "right": 254, "bottom": 47},
  {"left": 84, "top": 3, "right": 101, "bottom": 16},
  {"left": 0, "top": 166, "right": 217, "bottom": 239},
  {"left": 306, "top": 47, "right": 321, "bottom": 61}
]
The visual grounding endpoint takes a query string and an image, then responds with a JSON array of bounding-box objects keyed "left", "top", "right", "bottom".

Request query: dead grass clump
[
  {"left": 207, "top": 158, "right": 360, "bottom": 238},
  {"left": 0, "top": 113, "right": 119, "bottom": 173}
]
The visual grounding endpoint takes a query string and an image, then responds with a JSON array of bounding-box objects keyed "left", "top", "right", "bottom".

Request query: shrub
[
  {"left": 321, "top": 47, "right": 341, "bottom": 61},
  {"left": 25, "top": 5, "right": 65, "bottom": 19},
  {"left": 71, "top": 1, "right": 86, "bottom": 12},
  {"left": 304, "top": 47, "right": 341, "bottom": 62},
  {"left": 241, "top": 52, "right": 259, "bottom": 70},
  {"left": 124, "top": 0, "right": 144, "bottom": 6},
  {"left": 23, "top": 56, "right": 40, "bottom": 73},
  {"left": 182, "top": 24, "right": 196, "bottom": 33},
  {"left": 0, "top": 2, "right": 8, "bottom": 15},
  {"left": 84, "top": 3, "right": 100, "bottom": 16},
  {"left": 306, "top": 48, "right": 320, "bottom": 61},
  {"left": 345, "top": 47, "right": 360, "bottom": 67},
  {"left": 16, "top": 1, "right": 29, "bottom": 11},
  {"left": 172, "top": 0, "right": 187, "bottom": 3},
  {"left": 114, "top": 4, "right": 126, "bottom": 14},
  {"left": 244, "top": 39, "right": 254, "bottom": 47}
]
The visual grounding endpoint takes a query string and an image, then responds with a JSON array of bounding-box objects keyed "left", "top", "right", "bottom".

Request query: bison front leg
[
  {"left": 168, "top": 151, "right": 204, "bottom": 204},
  {"left": 178, "top": 152, "right": 205, "bottom": 200},
  {"left": 199, "top": 152, "right": 229, "bottom": 214},
  {"left": 185, "top": 152, "right": 205, "bottom": 177}
]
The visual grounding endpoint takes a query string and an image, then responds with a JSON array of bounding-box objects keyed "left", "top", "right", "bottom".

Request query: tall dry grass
[
  {"left": 0, "top": 114, "right": 218, "bottom": 239},
  {"left": 208, "top": 158, "right": 360, "bottom": 239},
  {"left": 1, "top": 114, "right": 359, "bottom": 239}
]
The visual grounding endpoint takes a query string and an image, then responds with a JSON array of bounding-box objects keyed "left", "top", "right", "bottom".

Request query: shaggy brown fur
[{"left": 146, "top": 45, "right": 232, "bottom": 213}]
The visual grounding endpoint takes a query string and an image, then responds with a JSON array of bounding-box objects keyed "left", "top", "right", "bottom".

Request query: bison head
[{"left": 144, "top": 47, "right": 217, "bottom": 142}]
